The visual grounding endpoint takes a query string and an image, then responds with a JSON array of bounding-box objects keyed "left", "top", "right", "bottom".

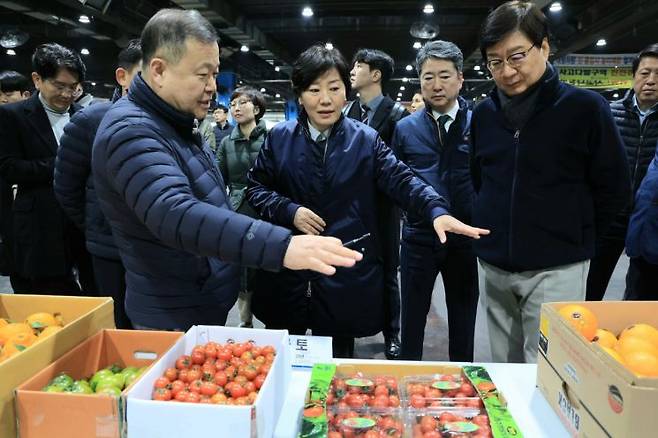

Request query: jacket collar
[
  {"left": 128, "top": 73, "right": 197, "bottom": 139},
  {"left": 228, "top": 120, "right": 267, "bottom": 141},
  {"left": 489, "top": 62, "right": 560, "bottom": 113},
  {"left": 423, "top": 96, "right": 469, "bottom": 125},
  {"left": 24, "top": 92, "right": 78, "bottom": 154},
  {"left": 296, "top": 108, "right": 346, "bottom": 142}
]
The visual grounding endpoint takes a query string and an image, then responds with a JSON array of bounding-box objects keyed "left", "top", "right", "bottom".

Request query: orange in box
[{"left": 15, "top": 329, "right": 182, "bottom": 438}]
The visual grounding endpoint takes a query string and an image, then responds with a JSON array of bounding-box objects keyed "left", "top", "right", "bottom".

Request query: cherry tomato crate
[{"left": 125, "top": 325, "right": 290, "bottom": 438}]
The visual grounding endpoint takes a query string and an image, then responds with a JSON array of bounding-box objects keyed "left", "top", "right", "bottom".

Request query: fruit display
[
  {"left": 0, "top": 312, "right": 64, "bottom": 362},
  {"left": 326, "top": 408, "right": 404, "bottom": 438},
  {"left": 401, "top": 374, "right": 483, "bottom": 409},
  {"left": 150, "top": 341, "right": 275, "bottom": 404},
  {"left": 327, "top": 373, "right": 400, "bottom": 409},
  {"left": 558, "top": 304, "right": 658, "bottom": 377},
  {"left": 409, "top": 409, "right": 493, "bottom": 438},
  {"left": 41, "top": 364, "right": 147, "bottom": 396}
]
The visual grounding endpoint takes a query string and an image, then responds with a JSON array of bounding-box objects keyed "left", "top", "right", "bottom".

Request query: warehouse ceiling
[{"left": 1, "top": 0, "right": 657, "bottom": 101}]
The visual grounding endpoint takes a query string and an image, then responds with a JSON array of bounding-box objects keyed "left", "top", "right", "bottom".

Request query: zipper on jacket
[
  {"left": 306, "top": 281, "right": 312, "bottom": 298},
  {"left": 509, "top": 129, "right": 521, "bottom": 265},
  {"left": 631, "top": 115, "right": 651, "bottom": 198}
]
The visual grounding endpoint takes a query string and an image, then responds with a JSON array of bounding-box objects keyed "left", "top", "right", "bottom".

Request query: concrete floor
[{"left": 0, "top": 255, "right": 628, "bottom": 362}]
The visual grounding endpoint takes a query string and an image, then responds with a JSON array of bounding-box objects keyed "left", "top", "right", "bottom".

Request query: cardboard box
[
  {"left": 125, "top": 326, "right": 290, "bottom": 438},
  {"left": 537, "top": 301, "right": 658, "bottom": 437},
  {"left": 0, "top": 294, "right": 114, "bottom": 438},
  {"left": 15, "top": 329, "right": 182, "bottom": 438}
]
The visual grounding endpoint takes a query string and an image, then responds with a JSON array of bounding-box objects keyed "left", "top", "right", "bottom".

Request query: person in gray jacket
[{"left": 217, "top": 86, "right": 268, "bottom": 327}]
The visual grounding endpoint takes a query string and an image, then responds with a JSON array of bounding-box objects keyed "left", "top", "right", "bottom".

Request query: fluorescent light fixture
[
  {"left": 6, "top": 49, "right": 16, "bottom": 55},
  {"left": 325, "top": 42, "right": 333, "bottom": 50},
  {"left": 596, "top": 39, "right": 607, "bottom": 47},
  {"left": 402, "top": 77, "right": 409, "bottom": 83},
  {"left": 399, "top": 86, "right": 406, "bottom": 90},
  {"left": 478, "top": 71, "right": 484, "bottom": 75},
  {"left": 396, "top": 97, "right": 401, "bottom": 101},
  {"left": 79, "top": 15, "right": 90, "bottom": 23},
  {"left": 397, "top": 92, "right": 403, "bottom": 97},
  {"left": 91, "top": 82, "right": 96, "bottom": 86},
  {"left": 413, "top": 41, "right": 422, "bottom": 50},
  {"left": 260, "top": 88, "right": 266, "bottom": 92},
  {"left": 613, "top": 93, "right": 619, "bottom": 98},
  {"left": 481, "top": 93, "right": 487, "bottom": 97},
  {"left": 240, "top": 45, "right": 249, "bottom": 52},
  {"left": 275, "top": 66, "right": 280, "bottom": 72},
  {"left": 302, "top": 6, "right": 314, "bottom": 17},
  {"left": 405, "top": 64, "right": 413, "bottom": 71},
  {"left": 275, "top": 93, "right": 281, "bottom": 98},
  {"left": 80, "top": 48, "right": 90, "bottom": 55},
  {"left": 549, "top": 2, "right": 562, "bottom": 12},
  {"left": 423, "top": 3, "right": 434, "bottom": 14},
  {"left": 473, "top": 65, "right": 481, "bottom": 71}
]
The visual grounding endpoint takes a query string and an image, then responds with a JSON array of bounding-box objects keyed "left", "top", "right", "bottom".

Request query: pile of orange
[
  {"left": 558, "top": 304, "right": 658, "bottom": 378},
  {"left": 0, "top": 312, "right": 64, "bottom": 363}
]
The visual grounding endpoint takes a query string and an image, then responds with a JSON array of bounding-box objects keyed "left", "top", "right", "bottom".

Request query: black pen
[{"left": 343, "top": 232, "right": 371, "bottom": 248}]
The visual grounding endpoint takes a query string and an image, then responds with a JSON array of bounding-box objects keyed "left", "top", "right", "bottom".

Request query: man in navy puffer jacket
[
  {"left": 54, "top": 40, "right": 142, "bottom": 329},
  {"left": 92, "top": 9, "right": 362, "bottom": 330}
]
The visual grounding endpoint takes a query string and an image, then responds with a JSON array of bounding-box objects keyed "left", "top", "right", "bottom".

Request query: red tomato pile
[
  {"left": 327, "top": 409, "right": 404, "bottom": 438},
  {"left": 327, "top": 374, "right": 400, "bottom": 409},
  {"left": 150, "top": 341, "right": 275, "bottom": 405},
  {"left": 410, "top": 411, "right": 492, "bottom": 438},
  {"left": 404, "top": 374, "right": 483, "bottom": 409}
]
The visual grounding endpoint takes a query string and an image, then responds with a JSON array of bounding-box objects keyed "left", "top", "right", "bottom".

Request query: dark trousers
[
  {"left": 12, "top": 275, "right": 80, "bottom": 295},
  {"left": 624, "top": 256, "right": 658, "bottom": 301},
  {"left": 266, "top": 325, "right": 355, "bottom": 358},
  {"left": 586, "top": 234, "right": 625, "bottom": 301},
  {"left": 380, "top": 206, "right": 401, "bottom": 341},
  {"left": 400, "top": 238, "right": 479, "bottom": 361},
  {"left": 92, "top": 255, "right": 131, "bottom": 329},
  {"left": 70, "top": 229, "right": 97, "bottom": 296}
]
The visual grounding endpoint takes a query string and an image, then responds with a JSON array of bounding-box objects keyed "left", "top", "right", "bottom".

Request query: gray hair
[
  {"left": 141, "top": 9, "right": 218, "bottom": 68},
  {"left": 415, "top": 40, "right": 464, "bottom": 74}
]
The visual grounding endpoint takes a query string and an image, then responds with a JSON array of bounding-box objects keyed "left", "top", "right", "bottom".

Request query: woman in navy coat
[{"left": 247, "top": 45, "right": 488, "bottom": 357}]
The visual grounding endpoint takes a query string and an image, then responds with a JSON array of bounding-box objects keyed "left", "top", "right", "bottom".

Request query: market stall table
[{"left": 274, "top": 359, "right": 570, "bottom": 438}]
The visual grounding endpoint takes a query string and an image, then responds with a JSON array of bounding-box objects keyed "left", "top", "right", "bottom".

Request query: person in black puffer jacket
[
  {"left": 586, "top": 44, "right": 658, "bottom": 301},
  {"left": 54, "top": 40, "right": 142, "bottom": 328}
]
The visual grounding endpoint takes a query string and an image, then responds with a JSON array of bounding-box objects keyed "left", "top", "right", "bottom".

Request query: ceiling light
[
  {"left": 473, "top": 65, "right": 481, "bottom": 71},
  {"left": 302, "top": 6, "right": 314, "bottom": 17},
  {"left": 549, "top": 2, "right": 562, "bottom": 12},
  {"left": 481, "top": 93, "right": 487, "bottom": 97},
  {"left": 260, "top": 88, "right": 266, "bottom": 92},
  {"left": 478, "top": 71, "right": 484, "bottom": 75},
  {"left": 356, "top": 92, "right": 360, "bottom": 97},
  {"left": 613, "top": 93, "right": 619, "bottom": 98},
  {"left": 274, "top": 66, "right": 280, "bottom": 72},
  {"left": 423, "top": 3, "right": 434, "bottom": 14},
  {"left": 275, "top": 93, "right": 281, "bottom": 98},
  {"left": 396, "top": 97, "right": 401, "bottom": 101},
  {"left": 596, "top": 39, "right": 607, "bottom": 47},
  {"left": 91, "top": 82, "right": 96, "bottom": 86},
  {"left": 413, "top": 41, "right": 422, "bottom": 50},
  {"left": 405, "top": 64, "right": 413, "bottom": 71},
  {"left": 397, "top": 92, "right": 403, "bottom": 97},
  {"left": 400, "top": 86, "right": 406, "bottom": 90},
  {"left": 6, "top": 49, "right": 16, "bottom": 56},
  {"left": 240, "top": 45, "right": 249, "bottom": 52},
  {"left": 80, "top": 48, "right": 90, "bottom": 55},
  {"left": 325, "top": 42, "right": 333, "bottom": 50},
  {"left": 402, "top": 77, "right": 409, "bottom": 82},
  {"left": 79, "top": 15, "right": 90, "bottom": 23}
]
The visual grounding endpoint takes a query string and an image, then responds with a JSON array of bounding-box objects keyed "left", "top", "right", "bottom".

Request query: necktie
[
  {"left": 360, "top": 103, "right": 369, "bottom": 125},
  {"left": 437, "top": 114, "right": 451, "bottom": 146}
]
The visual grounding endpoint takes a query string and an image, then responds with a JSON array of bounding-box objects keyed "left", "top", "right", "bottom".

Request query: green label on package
[
  {"left": 345, "top": 378, "right": 374, "bottom": 387},
  {"left": 298, "top": 363, "right": 337, "bottom": 438},
  {"left": 432, "top": 381, "right": 461, "bottom": 390},
  {"left": 463, "top": 365, "right": 524, "bottom": 438},
  {"left": 444, "top": 422, "right": 480, "bottom": 433},
  {"left": 342, "top": 417, "right": 376, "bottom": 429}
]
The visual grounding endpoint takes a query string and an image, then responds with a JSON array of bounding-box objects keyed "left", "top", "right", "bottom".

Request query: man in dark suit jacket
[
  {"left": 345, "top": 48, "right": 409, "bottom": 359},
  {"left": 0, "top": 43, "right": 95, "bottom": 295}
]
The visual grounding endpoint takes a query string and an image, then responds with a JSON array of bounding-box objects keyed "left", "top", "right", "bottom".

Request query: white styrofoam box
[{"left": 125, "top": 325, "right": 290, "bottom": 438}]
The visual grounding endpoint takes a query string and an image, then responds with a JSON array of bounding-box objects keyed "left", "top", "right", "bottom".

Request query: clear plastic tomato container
[
  {"left": 327, "top": 406, "right": 404, "bottom": 438},
  {"left": 401, "top": 374, "right": 484, "bottom": 409},
  {"left": 327, "top": 372, "right": 400, "bottom": 409},
  {"left": 407, "top": 408, "right": 493, "bottom": 438}
]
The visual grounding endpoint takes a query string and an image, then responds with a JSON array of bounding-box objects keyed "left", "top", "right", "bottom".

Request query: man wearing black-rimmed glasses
[{"left": 470, "top": 1, "right": 630, "bottom": 363}]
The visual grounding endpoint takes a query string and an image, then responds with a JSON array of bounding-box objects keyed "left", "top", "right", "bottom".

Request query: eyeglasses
[
  {"left": 229, "top": 99, "right": 252, "bottom": 109},
  {"left": 46, "top": 79, "right": 79, "bottom": 95},
  {"left": 486, "top": 44, "right": 536, "bottom": 73}
]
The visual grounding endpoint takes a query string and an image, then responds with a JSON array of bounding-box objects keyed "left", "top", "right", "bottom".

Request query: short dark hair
[
  {"left": 632, "top": 43, "right": 658, "bottom": 75},
  {"left": 32, "top": 43, "right": 86, "bottom": 82},
  {"left": 231, "top": 86, "right": 267, "bottom": 122},
  {"left": 141, "top": 9, "right": 218, "bottom": 68},
  {"left": 352, "top": 48, "right": 395, "bottom": 85},
  {"left": 117, "top": 39, "right": 142, "bottom": 71},
  {"left": 479, "top": 1, "right": 549, "bottom": 61},
  {"left": 214, "top": 104, "right": 228, "bottom": 113},
  {"left": 0, "top": 70, "right": 30, "bottom": 93},
  {"left": 291, "top": 44, "right": 350, "bottom": 97}
]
